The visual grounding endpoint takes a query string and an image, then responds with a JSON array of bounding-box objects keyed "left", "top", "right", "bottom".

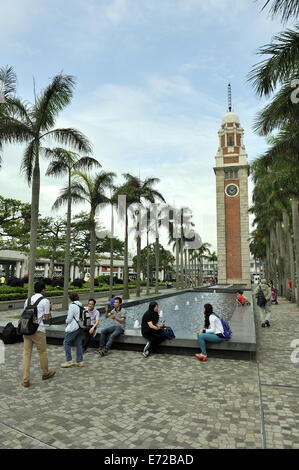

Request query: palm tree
[
  {"left": 0, "top": 73, "right": 91, "bottom": 295},
  {"left": 47, "top": 149, "right": 101, "bottom": 309},
  {"left": 209, "top": 251, "right": 218, "bottom": 283},
  {"left": 54, "top": 170, "right": 115, "bottom": 298},
  {"left": 115, "top": 174, "right": 165, "bottom": 299}
]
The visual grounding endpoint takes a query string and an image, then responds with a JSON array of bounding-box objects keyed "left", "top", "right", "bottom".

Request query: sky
[{"left": 0, "top": 0, "right": 292, "bottom": 255}]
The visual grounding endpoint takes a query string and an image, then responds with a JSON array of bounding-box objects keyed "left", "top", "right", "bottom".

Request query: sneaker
[
  {"left": 195, "top": 353, "right": 207, "bottom": 361},
  {"left": 74, "top": 362, "right": 84, "bottom": 367},
  {"left": 261, "top": 323, "right": 266, "bottom": 328},
  {"left": 143, "top": 342, "right": 151, "bottom": 354},
  {"left": 265, "top": 320, "right": 270, "bottom": 327},
  {"left": 21, "top": 380, "right": 30, "bottom": 388},
  {"left": 42, "top": 370, "right": 56, "bottom": 380},
  {"left": 97, "top": 349, "right": 106, "bottom": 357},
  {"left": 143, "top": 350, "right": 150, "bottom": 358},
  {"left": 61, "top": 361, "right": 74, "bottom": 368}
]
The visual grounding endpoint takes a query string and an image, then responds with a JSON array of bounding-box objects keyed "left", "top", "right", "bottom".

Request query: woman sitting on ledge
[{"left": 195, "top": 303, "right": 224, "bottom": 362}]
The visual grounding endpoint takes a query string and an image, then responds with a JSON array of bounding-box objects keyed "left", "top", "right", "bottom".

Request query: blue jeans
[
  {"left": 100, "top": 325, "right": 124, "bottom": 352},
  {"left": 64, "top": 329, "right": 83, "bottom": 363},
  {"left": 197, "top": 333, "right": 223, "bottom": 356}
]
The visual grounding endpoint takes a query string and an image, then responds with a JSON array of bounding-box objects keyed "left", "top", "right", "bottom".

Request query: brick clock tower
[{"left": 214, "top": 95, "right": 251, "bottom": 285}]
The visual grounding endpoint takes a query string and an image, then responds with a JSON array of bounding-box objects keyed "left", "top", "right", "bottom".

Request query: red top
[
  {"left": 288, "top": 280, "right": 292, "bottom": 289},
  {"left": 238, "top": 295, "right": 246, "bottom": 305}
]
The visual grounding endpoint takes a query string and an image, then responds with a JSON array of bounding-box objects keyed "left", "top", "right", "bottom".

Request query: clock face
[{"left": 225, "top": 183, "right": 239, "bottom": 197}]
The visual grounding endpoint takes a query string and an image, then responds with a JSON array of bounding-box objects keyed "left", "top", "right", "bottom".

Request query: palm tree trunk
[
  {"left": 136, "top": 233, "right": 141, "bottom": 297},
  {"left": 89, "top": 218, "right": 96, "bottom": 298},
  {"left": 49, "top": 251, "right": 55, "bottom": 279},
  {"left": 146, "top": 229, "right": 150, "bottom": 295},
  {"left": 175, "top": 240, "right": 179, "bottom": 289},
  {"left": 291, "top": 197, "right": 299, "bottom": 306},
  {"left": 28, "top": 150, "right": 40, "bottom": 297},
  {"left": 109, "top": 203, "right": 114, "bottom": 301},
  {"left": 123, "top": 208, "right": 130, "bottom": 299},
  {"left": 62, "top": 172, "right": 72, "bottom": 310},
  {"left": 180, "top": 236, "right": 184, "bottom": 289},
  {"left": 283, "top": 210, "right": 295, "bottom": 301},
  {"left": 155, "top": 236, "right": 159, "bottom": 294}
]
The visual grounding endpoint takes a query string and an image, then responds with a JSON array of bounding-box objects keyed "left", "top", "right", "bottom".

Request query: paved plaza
[{"left": 0, "top": 296, "right": 298, "bottom": 449}]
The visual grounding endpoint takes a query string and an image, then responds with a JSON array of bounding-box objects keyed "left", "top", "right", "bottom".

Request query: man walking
[
  {"left": 254, "top": 278, "right": 272, "bottom": 327},
  {"left": 98, "top": 297, "right": 126, "bottom": 356},
  {"left": 22, "top": 281, "right": 56, "bottom": 387}
]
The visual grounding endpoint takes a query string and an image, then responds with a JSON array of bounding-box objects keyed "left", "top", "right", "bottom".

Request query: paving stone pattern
[{"left": 0, "top": 297, "right": 298, "bottom": 449}]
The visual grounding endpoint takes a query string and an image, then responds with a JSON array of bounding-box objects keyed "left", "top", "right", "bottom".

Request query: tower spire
[{"left": 228, "top": 83, "right": 232, "bottom": 112}]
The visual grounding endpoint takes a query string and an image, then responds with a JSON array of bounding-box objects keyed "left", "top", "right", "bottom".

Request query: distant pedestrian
[
  {"left": 269, "top": 280, "right": 278, "bottom": 305},
  {"left": 0, "top": 275, "right": 5, "bottom": 285},
  {"left": 82, "top": 298, "right": 99, "bottom": 353},
  {"left": 254, "top": 278, "right": 272, "bottom": 327},
  {"left": 236, "top": 291, "right": 246, "bottom": 306},
  {"left": 195, "top": 303, "right": 224, "bottom": 361},
  {"left": 141, "top": 301, "right": 166, "bottom": 358},
  {"left": 61, "top": 293, "right": 84, "bottom": 368},
  {"left": 21, "top": 281, "right": 55, "bottom": 387},
  {"left": 98, "top": 297, "right": 126, "bottom": 356}
]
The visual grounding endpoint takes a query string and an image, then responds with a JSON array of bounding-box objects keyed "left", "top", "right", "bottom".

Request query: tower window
[
  {"left": 228, "top": 136, "right": 234, "bottom": 146},
  {"left": 224, "top": 169, "right": 239, "bottom": 180}
]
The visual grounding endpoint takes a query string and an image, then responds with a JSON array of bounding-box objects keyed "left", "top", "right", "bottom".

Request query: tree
[
  {"left": 0, "top": 195, "right": 31, "bottom": 250},
  {"left": 114, "top": 174, "right": 165, "bottom": 299},
  {"left": 0, "top": 73, "right": 92, "bottom": 295},
  {"left": 36, "top": 217, "right": 66, "bottom": 278},
  {"left": 48, "top": 148, "right": 100, "bottom": 309},
  {"left": 70, "top": 212, "right": 124, "bottom": 280},
  {"left": 55, "top": 171, "right": 115, "bottom": 297},
  {"left": 132, "top": 244, "right": 175, "bottom": 281}
]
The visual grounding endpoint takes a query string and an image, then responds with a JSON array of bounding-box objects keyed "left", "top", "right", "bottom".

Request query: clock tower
[{"left": 214, "top": 97, "right": 251, "bottom": 285}]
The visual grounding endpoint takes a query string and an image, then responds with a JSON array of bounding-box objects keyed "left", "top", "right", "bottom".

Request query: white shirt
[
  {"left": 205, "top": 314, "right": 224, "bottom": 335},
  {"left": 24, "top": 294, "right": 50, "bottom": 333}
]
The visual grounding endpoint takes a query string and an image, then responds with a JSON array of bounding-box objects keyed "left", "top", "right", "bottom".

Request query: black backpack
[
  {"left": 2, "top": 322, "right": 19, "bottom": 344},
  {"left": 257, "top": 286, "right": 267, "bottom": 307},
  {"left": 17, "top": 296, "right": 44, "bottom": 336},
  {"left": 73, "top": 303, "right": 91, "bottom": 329}
]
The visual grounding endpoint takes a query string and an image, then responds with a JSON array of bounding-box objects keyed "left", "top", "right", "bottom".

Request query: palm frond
[
  {"left": 20, "top": 140, "right": 36, "bottom": 184},
  {"left": 41, "top": 127, "right": 92, "bottom": 154},
  {"left": 261, "top": 0, "right": 299, "bottom": 23},
  {"left": 253, "top": 81, "right": 299, "bottom": 135},
  {"left": 0, "top": 116, "right": 34, "bottom": 145},
  {"left": 73, "top": 156, "right": 101, "bottom": 172},
  {"left": 32, "top": 74, "right": 76, "bottom": 132},
  {"left": 248, "top": 26, "right": 299, "bottom": 97},
  {"left": 0, "top": 65, "right": 17, "bottom": 98},
  {"left": 52, "top": 184, "right": 86, "bottom": 210}
]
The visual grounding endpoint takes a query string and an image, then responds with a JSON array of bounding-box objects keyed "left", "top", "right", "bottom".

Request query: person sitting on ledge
[
  {"left": 195, "top": 303, "right": 225, "bottom": 362},
  {"left": 82, "top": 298, "right": 99, "bottom": 353},
  {"left": 141, "top": 301, "right": 166, "bottom": 358},
  {"left": 98, "top": 297, "right": 126, "bottom": 356}
]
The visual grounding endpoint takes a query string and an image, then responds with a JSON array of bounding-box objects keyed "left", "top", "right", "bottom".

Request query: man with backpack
[
  {"left": 21, "top": 281, "right": 55, "bottom": 387},
  {"left": 254, "top": 278, "right": 272, "bottom": 327}
]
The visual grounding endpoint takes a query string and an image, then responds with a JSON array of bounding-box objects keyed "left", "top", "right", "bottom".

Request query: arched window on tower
[{"left": 228, "top": 135, "right": 234, "bottom": 147}]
